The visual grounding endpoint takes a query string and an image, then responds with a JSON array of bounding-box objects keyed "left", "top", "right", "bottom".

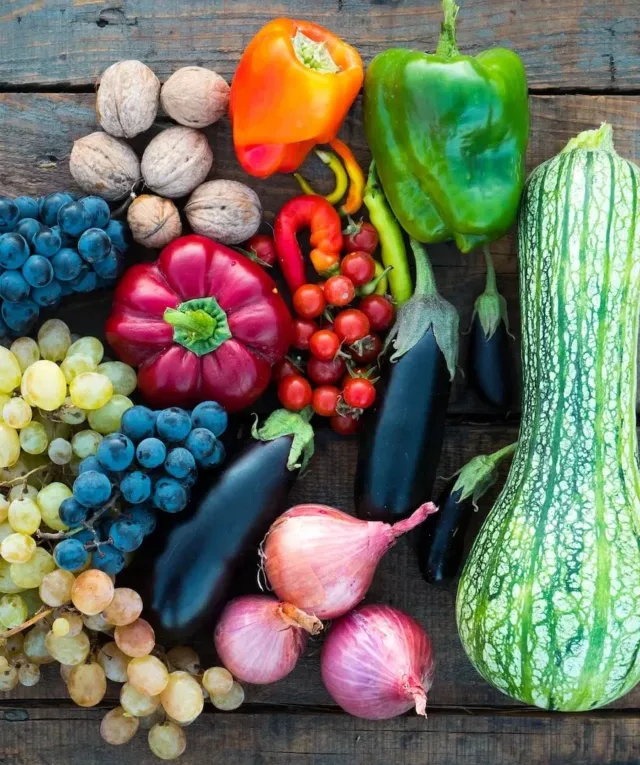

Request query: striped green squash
[{"left": 456, "top": 124, "right": 640, "bottom": 711}]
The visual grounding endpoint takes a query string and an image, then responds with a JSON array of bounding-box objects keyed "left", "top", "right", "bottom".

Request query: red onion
[
  {"left": 321, "top": 604, "right": 434, "bottom": 719},
  {"left": 262, "top": 502, "right": 437, "bottom": 619},
  {"left": 214, "top": 595, "right": 322, "bottom": 685}
]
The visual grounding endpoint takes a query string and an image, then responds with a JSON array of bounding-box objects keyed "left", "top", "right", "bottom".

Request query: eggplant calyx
[
  {"left": 472, "top": 247, "right": 511, "bottom": 339},
  {"left": 452, "top": 442, "right": 517, "bottom": 508},
  {"left": 251, "top": 406, "right": 315, "bottom": 472},
  {"left": 385, "top": 239, "right": 459, "bottom": 379}
]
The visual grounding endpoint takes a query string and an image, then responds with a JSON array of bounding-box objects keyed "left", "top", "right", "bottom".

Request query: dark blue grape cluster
[
  {"left": 0, "top": 192, "right": 131, "bottom": 337},
  {"left": 52, "top": 402, "right": 228, "bottom": 575}
]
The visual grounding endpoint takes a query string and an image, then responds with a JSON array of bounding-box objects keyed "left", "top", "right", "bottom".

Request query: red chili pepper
[
  {"left": 274, "top": 195, "right": 343, "bottom": 293},
  {"left": 105, "top": 235, "right": 293, "bottom": 412}
]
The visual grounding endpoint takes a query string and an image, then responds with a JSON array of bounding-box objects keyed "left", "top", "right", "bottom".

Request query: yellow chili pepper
[
  {"left": 293, "top": 149, "right": 348, "bottom": 205},
  {"left": 329, "top": 137, "right": 366, "bottom": 216}
]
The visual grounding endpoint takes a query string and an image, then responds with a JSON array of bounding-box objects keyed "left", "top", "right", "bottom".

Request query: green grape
[
  {"left": 202, "top": 667, "right": 233, "bottom": 696},
  {"left": 39, "top": 568, "right": 75, "bottom": 607},
  {"left": 24, "top": 625, "right": 55, "bottom": 665},
  {"left": 48, "top": 437, "right": 73, "bottom": 466},
  {"left": 67, "top": 661, "right": 107, "bottom": 707},
  {"left": 19, "top": 421, "right": 48, "bottom": 455},
  {"left": 87, "top": 394, "right": 134, "bottom": 434},
  {"left": 0, "top": 521, "right": 14, "bottom": 545},
  {"left": 100, "top": 706, "right": 139, "bottom": 745},
  {"left": 0, "top": 558, "right": 26, "bottom": 594},
  {"left": 37, "top": 319, "right": 71, "bottom": 362},
  {"left": 18, "top": 662, "right": 41, "bottom": 687},
  {"left": 70, "top": 373, "right": 113, "bottom": 410},
  {"left": 21, "top": 587, "right": 44, "bottom": 617},
  {"left": 0, "top": 496, "right": 8, "bottom": 523},
  {"left": 0, "top": 348, "right": 21, "bottom": 394},
  {"left": 97, "top": 642, "right": 130, "bottom": 682},
  {"left": 160, "top": 672, "right": 204, "bottom": 723},
  {"left": 97, "top": 362, "right": 137, "bottom": 396},
  {"left": 120, "top": 681, "right": 161, "bottom": 717},
  {"left": 57, "top": 396, "right": 86, "bottom": 426},
  {"left": 0, "top": 393, "right": 11, "bottom": 423},
  {"left": 148, "top": 722, "right": 186, "bottom": 760},
  {"left": 8, "top": 484, "right": 38, "bottom": 502},
  {"left": 45, "top": 629, "right": 90, "bottom": 665},
  {"left": 10, "top": 337, "right": 40, "bottom": 372},
  {"left": 31, "top": 410, "right": 69, "bottom": 443},
  {"left": 60, "top": 354, "right": 97, "bottom": 384},
  {"left": 10, "top": 548, "right": 56, "bottom": 589},
  {"left": 66, "top": 337, "right": 104, "bottom": 365},
  {"left": 21, "top": 361, "right": 67, "bottom": 411},
  {"left": 0, "top": 666, "right": 19, "bottom": 691},
  {"left": 37, "top": 482, "right": 71, "bottom": 532},
  {"left": 3, "top": 397, "right": 32, "bottom": 429},
  {"left": 0, "top": 593, "right": 28, "bottom": 628},
  {"left": 0, "top": 532, "right": 36, "bottom": 564},
  {"left": 210, "top": 681, "right": 244, "bottom": 711},
  {"left": 0, "top": 424, "right": 20, "bottom": 468},
  {"left": 8, "top": 496, "right": 41, "bottom": 534},
  {"left": 71, "top": 429, "right": 103, "bottom": 459}
]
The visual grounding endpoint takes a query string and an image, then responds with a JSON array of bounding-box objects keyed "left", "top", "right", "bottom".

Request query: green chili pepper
[
  {"left": 293, "top": 149, "right": 349, "bottom": 206},
  {"left": 363, "top": 162, "right": 412, "bottom": 304}
]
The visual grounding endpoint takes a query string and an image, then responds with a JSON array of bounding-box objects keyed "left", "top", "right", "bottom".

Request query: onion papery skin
[
  {"left": 214, "top": 595, "right": 321, "bottom": 685},
  {"left": 321, "top": 604, "right": 434, "bottom": 719},
  {"left": 263, "top": 503, "right": 436, "bottom": 619}
]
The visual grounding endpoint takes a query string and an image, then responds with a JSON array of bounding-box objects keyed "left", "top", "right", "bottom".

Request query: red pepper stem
[
  {"left": 163, "top": 297, "right": 232, "bottom": 357},
  {"left": 164, "top": 308, "right": 216, "bottom": 339}
]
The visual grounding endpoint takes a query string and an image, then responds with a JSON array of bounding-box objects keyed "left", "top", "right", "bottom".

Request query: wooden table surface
[{"left": 2, "top": 0, "right": 640, "bottom": 763}]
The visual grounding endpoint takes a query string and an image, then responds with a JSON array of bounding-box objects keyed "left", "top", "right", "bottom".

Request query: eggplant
[
  {"left": 148, "top": 408, "right": 314, "bottom": 639},
  {"left": 355, "top": 239, "right": 458, "bottom": 522},
  {"left": 468, "top": 247, "right": 514, "bottom": 411},
  {"left": 417, "top": 444, "right": 516, "bottom": 583}
]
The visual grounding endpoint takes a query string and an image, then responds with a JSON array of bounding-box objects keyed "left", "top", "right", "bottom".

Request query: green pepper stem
[
  {"left": 163, "top": 308, "right": 216, "bottom": 340},
  {"left": 436, "top": 0, "right": 460, "bottom": 58},
  {"left": 409, "top": 239, "right": 437, "bottom": 299},
  {"left": 483, "top": 246, "right": 498, "bottom": 295}
]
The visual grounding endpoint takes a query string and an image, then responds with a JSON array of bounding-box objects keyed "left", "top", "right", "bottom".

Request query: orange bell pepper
[{"left": 229, "top": 18, "right": 364, "bottom": 179}]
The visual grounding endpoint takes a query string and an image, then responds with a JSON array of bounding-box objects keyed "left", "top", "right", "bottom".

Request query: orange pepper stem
[
  {"left": 329, "top": 138, "right": 366, "bottom": 216},
  {"left": 293, "top": 150, "right": 348, "bottom": 205}
]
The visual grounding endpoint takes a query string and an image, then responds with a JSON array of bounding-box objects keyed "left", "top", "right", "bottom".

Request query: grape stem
[
  {"left": 0, "top": 607, "right": 53, "bottom": 639},
  {"left": 0, "top": 464, "right": 51, "bottom": 488},
  {"left": 37, "top": 491, "right": 122, "bottom": 542}
]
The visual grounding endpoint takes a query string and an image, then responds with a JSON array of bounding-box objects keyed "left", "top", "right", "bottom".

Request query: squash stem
[
  {"left": 436, "top": 0, "right": 460, "bottom": 58},
  {"left": 409, "top": 239, "right": 438, "bottom": 298}
]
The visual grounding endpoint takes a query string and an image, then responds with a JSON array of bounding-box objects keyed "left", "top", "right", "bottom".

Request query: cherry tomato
[
  {"left": 245, "top": 233, "right": 277, "bottom": 267},
  {"left": 341, "top": 367, "right": 371, "bottom": 388},
  {"left": 334, "top": 309, "right": 370, "bottom": 344},
  {"left": 278, "top": 374, "right": 313, "bottom": 412},
  {"left": 343, "top": 377, "right": 377, "bottom": 410},
  {"left": 272, "top": 358, "right": 302, "bottom": 383},
  {"left": 309, "top": 330, "right": 341, "bottom": 361},
  {"left": 312, "top": 385, "right": 340, "bottom": 417},
  {"left": 340, "top": 251, "right": 376, "bottom": 287},
  {"left": 350, "top": 334, "right": 382, "bottom": 364},
  {"left": 292, "top": 318, "right": 319, "bottom": 350},
  {"left": 293, "top": 284, "right": 326, "bottom": 319},
  {"left": 343, "top": 220, "right": 379, "bottom": 255},
  {"left": 359, "top": 295, "right": 395, "bottom": 332},
  {"left": 331, "top": 413, "right": 361, "bottom": 436},
  {"left": 307, "top": 356, "right": 347, "bottom": 385},
  {"left": 324, "top": 275, "right": 355, "bottom": 307}
]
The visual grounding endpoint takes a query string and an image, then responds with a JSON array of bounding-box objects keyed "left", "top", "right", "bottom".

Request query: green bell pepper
[{"left": 363, "top": 0, "right": 529, "bottom": 253}]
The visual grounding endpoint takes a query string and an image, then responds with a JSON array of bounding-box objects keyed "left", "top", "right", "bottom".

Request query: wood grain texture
[
  {"left": 0, "top": 0, "right": 639, "bottom": 90},
  {"left": 1, "top": 706, "right": 640, "bottom": 765}
]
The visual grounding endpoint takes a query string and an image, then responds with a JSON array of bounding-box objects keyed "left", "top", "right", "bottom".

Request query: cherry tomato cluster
[{"left": 273, "top": 221, "right": 396, "bottom": 435}]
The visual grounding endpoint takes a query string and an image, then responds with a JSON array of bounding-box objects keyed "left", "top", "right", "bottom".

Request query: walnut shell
[
  {"left": 141, "top": 127, "right": 213, "bottom": 198},
  {"left": 185, "top": 180, "right": 262, "bottom": 245},
  {"left": 127, "top": 194, "right": 182, "bottom": 249},
  {"left": 97, "top": 60, "right": 160, "bottom": 139},
  {"left": 69, "top": 132, "right": 141, "bottom": 200},
  {"left": 161, "top": 67, "right": 230, "bottom": 129}
]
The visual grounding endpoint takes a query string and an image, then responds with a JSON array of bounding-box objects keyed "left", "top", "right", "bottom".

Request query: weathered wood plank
[
  {"left": 0, "top": 0, "right": 639, "bottom": 90},
  {"left": 1, "top": 706, "right": 640, "bottom": 765}
]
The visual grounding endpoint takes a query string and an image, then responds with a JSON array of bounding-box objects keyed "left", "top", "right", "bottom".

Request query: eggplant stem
[
  {"left": 410, "top": 239, "right": 438, "bottom": 299},
  {"left": 483, "top": 246, "right": 498, "bottom": 295}
]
